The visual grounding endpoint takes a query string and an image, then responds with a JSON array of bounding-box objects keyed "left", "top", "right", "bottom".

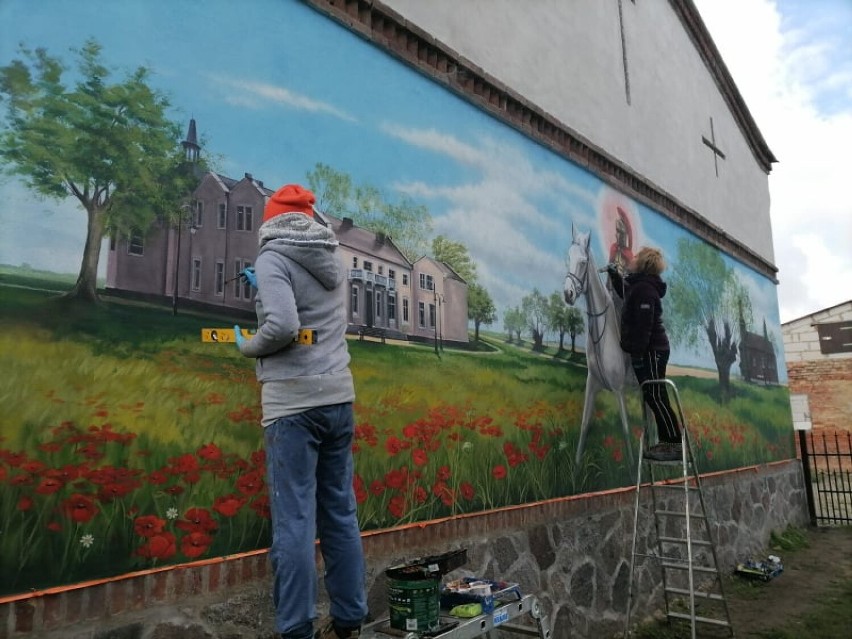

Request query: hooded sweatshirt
[
  {"left": 237, "top": 213, "right": 354, "bottom": 426},
  {"left": 611, "top": 271, "right": 671, "bottom": 357}
]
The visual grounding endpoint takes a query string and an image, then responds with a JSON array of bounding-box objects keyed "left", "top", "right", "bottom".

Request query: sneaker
[
  {"left": 314, "top": 619, "right": 360, "bottom": 639},
  {"left": 645, "top": 442, "right": 682, "bottom": 462}
]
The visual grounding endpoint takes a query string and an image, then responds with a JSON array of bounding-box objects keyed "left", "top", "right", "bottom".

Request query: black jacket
[{"left": 609, "top": 270, "right": 671, "bottom": 357}]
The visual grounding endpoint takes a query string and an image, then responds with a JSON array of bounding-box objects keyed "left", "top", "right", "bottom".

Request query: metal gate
[{"left": 798, "top": 429, "right": 852, "bottom": 526}]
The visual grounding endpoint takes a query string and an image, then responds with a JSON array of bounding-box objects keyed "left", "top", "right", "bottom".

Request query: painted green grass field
[{"left": 0, "top": 276, "right": 794, "bottom": 594}]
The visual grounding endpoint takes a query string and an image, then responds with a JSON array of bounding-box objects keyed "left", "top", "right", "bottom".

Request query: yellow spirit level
[{"left": 201, "top": 328, "right": 317, "bottom": 344}]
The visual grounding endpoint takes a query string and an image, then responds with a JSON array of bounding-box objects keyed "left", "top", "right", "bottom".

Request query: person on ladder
[{"left": 607, "top": 247, "right": 682, "bottom": 462}]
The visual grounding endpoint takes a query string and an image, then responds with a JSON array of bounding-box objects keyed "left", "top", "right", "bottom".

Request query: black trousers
[{"left": 630, "top": 350, "right": 681, "bottom": 443}]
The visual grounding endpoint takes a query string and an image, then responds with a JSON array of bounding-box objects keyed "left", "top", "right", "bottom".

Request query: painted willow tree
[
  {"left": 666, "top": 237, "right": 753, "bottom": 400},
  {"left": 0, "top": 39, "right": 199, "bottom": 303}
]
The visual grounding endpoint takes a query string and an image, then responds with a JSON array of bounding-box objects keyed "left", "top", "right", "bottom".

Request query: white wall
[
  {"left": 382, "top": 0, "right": 775, "bottom": 264},
  {"left": 783, "top": 302, "right": 852, "bottom": 363}
]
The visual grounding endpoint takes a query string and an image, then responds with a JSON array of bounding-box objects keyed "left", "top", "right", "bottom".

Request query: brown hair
[{"left": 631, "top": 247, "right": 665, "bottom": 275}]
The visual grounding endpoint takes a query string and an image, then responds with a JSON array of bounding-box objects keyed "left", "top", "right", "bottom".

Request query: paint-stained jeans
[
  {"left": 264, "top": 403, "right": 367, "bottom": 637},
  {"left": 630, "top": 350, "right": 681, "bottom": 443}
]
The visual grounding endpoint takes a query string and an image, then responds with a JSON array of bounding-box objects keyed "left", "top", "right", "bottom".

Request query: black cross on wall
[{"left": 702, "top": 117, "right": 726, "bottom": 177}]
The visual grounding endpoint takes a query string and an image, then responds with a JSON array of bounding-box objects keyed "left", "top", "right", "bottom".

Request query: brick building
[{"left": 783, "top": 300, "right": 852, "bottom": 433}]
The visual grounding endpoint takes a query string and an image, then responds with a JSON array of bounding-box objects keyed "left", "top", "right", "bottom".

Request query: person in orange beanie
[{"left": 235, "top": 183, "right": 367, "bottom": 639}]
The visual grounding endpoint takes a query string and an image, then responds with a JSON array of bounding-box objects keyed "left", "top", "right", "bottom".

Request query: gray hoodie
[{"left": 237, "top": 213, "right": 354, "bottom": 425}]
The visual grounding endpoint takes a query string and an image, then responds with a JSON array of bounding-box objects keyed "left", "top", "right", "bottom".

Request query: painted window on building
[
  {"left": 420, "top": 273, "right": 434, "bottom": 291},
  {"left": 418, "top": 301, "right": 425, "bottom": 327},
  {"left": 193, "top": 201, "right": 203, "bottom": 227},
  {"left": 352, "top": 286, "right": 359, "bottom": 314},
  {"left": 403, "top": 297, "right": 409, "bottom": 323},
  {"left": 388, "top": 294, "right": 396, "bottom": 321},
  {"left": 233, "top": 259, "right": 252, "bottom": 300},
  {"left": 236, "top": 206, "right": 253, "bottom": 232},
  {"left": 215, "top": 261, "right": 225, "bottom": 296},
  {"left": 217, "top": 203, "right": 226, "bottom": 229},
  {"left": 128, "top": 230, "right": 144, "bottom": 256},
  {"left": 191, "top": 257, "right": 201, "bottom": 292}
]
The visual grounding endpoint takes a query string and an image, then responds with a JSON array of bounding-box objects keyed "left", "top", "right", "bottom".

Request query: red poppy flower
[
  {"left": 148, "top": 470, "right": 169, "bottom": 485},
  {"left": 436, "top": 465, "right": 451, "bottom": 481},
  {"left": 413, "top": 486, "right": 428, "bottom": 504},
  {"left": 492, "top": 465, "right": 507, "bottom": 480},
  {"left": 384, "top": 469, "right": 408, "bottom": 490},
  {"left": 136, "top": 532, "right": 177, "bottom": 560},
  {"left": 369, "top": 480, "right": 385, "bottom": 496},
  {"left": 17, "top": 495, "right": 34, "bottom": 511},
  {"left": 176, "top": 508, "right": 218, "bottom": 533},
  {"left": 181, "top": 531, "right": 213, "bottom": 558},
  {"left": 250, "top": 495, "right": 271, "bottom": 519},
  {"left": 460, "top": 482, "right": 475, "bottom": 501},
  {"left": 236, "top": 472, "right": 264, "bottom": 496},
  {"left": 47, "top": 521, "right": 62, "bottom": 532},
  {"left": 213, "top": 494, "right": 245, "bottom": 518},
  {"left": 411, "top": 449, "right": 428, "bottom": 467},
  {"left": 134, "top": 515, "right": 167, "bottom": 538},
  {"left": 197, "top": 443, "right": 222, "bottom": 461},
  {"left": 36, "top": 477, "right": 64, "bottom": 495},
  {"left": 388, "top": 495, "right": 406, "bottom": 519},
  {"left": 62, "top": 494, "right": 99, "bottom": 523}
]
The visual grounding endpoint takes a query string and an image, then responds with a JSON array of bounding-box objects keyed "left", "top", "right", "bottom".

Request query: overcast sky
[{"left": 692, "top": 0, "right": 852, "bottom": 323}]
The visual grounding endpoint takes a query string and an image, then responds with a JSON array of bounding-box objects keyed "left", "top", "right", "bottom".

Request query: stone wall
[{"left": 1, "top": 460, "right": 808, "bottom": 639}]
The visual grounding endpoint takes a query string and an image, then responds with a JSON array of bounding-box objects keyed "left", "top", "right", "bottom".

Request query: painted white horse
[{"left": 563, "top": 225, "right": 634, "bottom": 466}]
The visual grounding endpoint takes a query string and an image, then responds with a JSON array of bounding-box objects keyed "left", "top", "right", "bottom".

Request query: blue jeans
[{"left": 264, "top": 403, "right": 367, "bottom": 637}]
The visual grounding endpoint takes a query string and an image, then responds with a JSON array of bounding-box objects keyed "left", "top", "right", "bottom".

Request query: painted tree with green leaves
[
  {"left": 432, "top": 235, "right": 477, "bottom": 284},
  {"left": 468, "top": 283, "right": 496, "bottom": 342},
  {"left": 305, "top": 163, "right": 432, "bottom": 260},
  {"left": 306, "top": 162, "right": 353, "bottom": 214},
  {"left": 0, "top": 39, "right": 200, "bottom": 303},
  {"left": 522, "top": 288, "right": 549, "bottom": 351},
  {"left": 548, "top": 292, "right": 584, "bottom": 354},
  {"left": 503, "top": 306, "right": 525, "bottom": 343},
  {"left": 666, "top": 237, "right": 753, "bottom": 399}
]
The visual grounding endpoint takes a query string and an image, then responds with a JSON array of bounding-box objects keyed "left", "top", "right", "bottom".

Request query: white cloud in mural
[
  {"left": 380, "top": 122, "right": 599, "bottom": 314},
  {"left": 208, "top": 75, "right": 357, "bottom": 122}
]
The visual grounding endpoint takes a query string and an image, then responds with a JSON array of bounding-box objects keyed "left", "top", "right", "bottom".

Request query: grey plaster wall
[{"left": 380, "top": 0, "right": 776, "bottom": 265}]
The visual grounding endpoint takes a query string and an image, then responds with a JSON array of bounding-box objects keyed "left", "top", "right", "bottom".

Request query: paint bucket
[{"left": 386, "top": 575, "right": 440, "bottom": 632}]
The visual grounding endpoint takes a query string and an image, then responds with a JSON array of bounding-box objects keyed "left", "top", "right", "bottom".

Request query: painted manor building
[{"left": 105, "top": 121, "right": 469, "bottom": 345}]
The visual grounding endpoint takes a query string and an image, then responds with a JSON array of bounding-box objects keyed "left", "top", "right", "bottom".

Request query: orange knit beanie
[{"left": 263, "top": 184, "right": 316, "bottom": 222}]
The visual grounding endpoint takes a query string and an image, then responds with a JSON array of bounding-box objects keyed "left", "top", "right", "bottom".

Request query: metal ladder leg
[{"left": 625, "top": 379, "right": 734, "bottom": 638}]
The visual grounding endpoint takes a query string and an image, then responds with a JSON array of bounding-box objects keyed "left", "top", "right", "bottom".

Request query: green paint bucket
[{"left": 387, "top": 576, "right": 440, "bottom": 632}]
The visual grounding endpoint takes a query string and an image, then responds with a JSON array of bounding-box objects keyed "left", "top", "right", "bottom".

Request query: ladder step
[
  {"left": 667, "top": 611, "right": 732, "bottom": 628},
  {"left": 659, "top": 536, "right": 712, "bottom": 546},
  {"left": 665, "top": 587, "right": 725, "bottom": 601},
  {"left": 652, "top": 483, "right": 699, "bottom": 490},
  {"left": 661, "top": 561, "right": 718, "bottom": 574},
  {"left": 655, "top": 509, "right": 706, "bottom": 519}
]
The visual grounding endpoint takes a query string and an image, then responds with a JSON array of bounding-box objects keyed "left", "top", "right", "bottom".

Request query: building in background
[{"left": 783, "top": 300, "right": 852, "bottom": 434}]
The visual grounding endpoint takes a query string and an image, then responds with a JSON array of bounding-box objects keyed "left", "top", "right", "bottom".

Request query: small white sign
[{"left": 790, "top": 394, "right": 812, "bottom": 431}]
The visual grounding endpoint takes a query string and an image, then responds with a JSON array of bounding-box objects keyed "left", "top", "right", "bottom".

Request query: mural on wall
[{"left": 0, "top": 0, "right": 793, "bottom": 595}]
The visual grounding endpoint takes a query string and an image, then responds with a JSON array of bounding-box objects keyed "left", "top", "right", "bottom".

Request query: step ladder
[{"left": 624, "top": 379, "right": 733, "bottom": 639}]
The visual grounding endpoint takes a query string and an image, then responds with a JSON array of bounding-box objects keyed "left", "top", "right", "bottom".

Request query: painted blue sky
[{"left": 0, "top": 0, "right": 786, "bottom": 375}]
